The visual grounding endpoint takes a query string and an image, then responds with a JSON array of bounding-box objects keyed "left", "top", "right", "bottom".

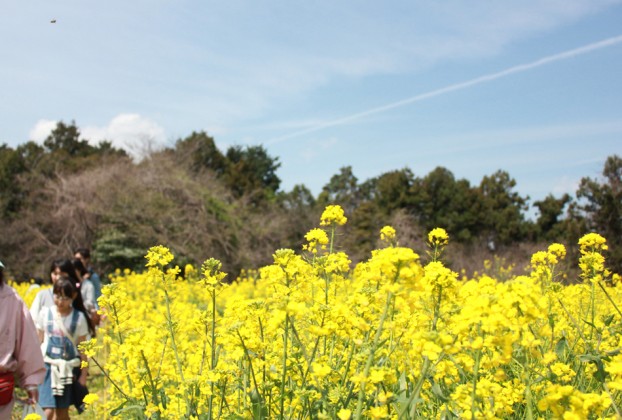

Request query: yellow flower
[
  {"left": 337, "top": 408, "right": 352, "bottom": 420},
  {"left": 201, "top": 258, "right": 227, "bottom": 287},
  {"left": 83, "top": 393, "right": 100, "bottom": 406},
  {"left": 145, "top": 245, "right": 174, "bottom": 267},
  {"left": 428, "top": 227, "right": 449, "bottom": 247},
  {"left": 367, "top": 405, "right": 388, "bottom": 419},
  {"left": 23, "top": 414, "right": 42, "bottom": 420},
  {"left": 320, "top": 205, "right": 347, "bottom": 226},
  {"left": 548, "top": 243, "right": 566, "bottom": 260},
  {"left": 311, "top": 362, "right": 332, "bottom": 379},
  {"left": 380, "top": 225, "right": 396, "bottom": 244},
  {"left": 78, "top": 338, "right": 98, "bottom": 358},
  {"left": 184, "top": 263, "right": 196, "bottom": 279},
  {"left": 578, "top": 233, "right": 607, "bottom": 253},
  {"left": 377, "top": 391, "right": 393, "bottom": 404},
  {"left": 304, "top": 228, "right": 329, "bottom": 254}
]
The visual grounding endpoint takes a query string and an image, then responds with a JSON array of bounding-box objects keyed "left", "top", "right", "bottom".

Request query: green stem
[
  {"left": 470, "top": 348, "right": 482, "bottom": 420},
  {"left": 340, "top": 340, "right": 357, "bottom": 387},
  {"left": 156, "top": 336, "right": 168, "bottom": 378},
  {"left": 603, "top": 382, "right": 622, "bottom": 418},
  {"left": 432, "top": 286, "right": 443, "bottom": 331},
  {"left": 89, "top": 356, "right": 132, "bottom": 400},
  {"left": 209, "top": 288, "right": 217, "bottom": 419},
  {"left": 398, "top": 357, "right": 431, "bottom": 419},
  {"left": 163, "top": 287, "right": 192, "bottom": 416},
  {"left": 164, "top": 289, "right": 185, "bottom": 382},
  {"left": 112, "top": 303, "right": 134, "bottom": 391},
  {"left": 140, "top": 350, "right": 160, "bottom": 408},
  {"left": 259, "top": 317, "right": 266, "bottom": 409},
  {"left": 279, "top": 314, "right": 289, "bottom": 419},
  {"left": 557, "top": 297, "right": 590, "bottom": 350},
  {"left": 198, "top": 314, "right": 209, "bottom": 377},
  {"left": 597, "top": 282, "right": 622, "bottom": 318},
  {"left": 237, "top": 331, "right": 264, "bottom": 403},
  {"left": 400, "top": 273, "right": 444, "bottom": 418},
  {"left": 354, "top": 291, "right": 394, "bottom": 419},
  {"left": 590, "top": 280, "right": 596, "bottom": 341},
  {"left": 525, "top": 383, "right": 534, "bottom": 420}
]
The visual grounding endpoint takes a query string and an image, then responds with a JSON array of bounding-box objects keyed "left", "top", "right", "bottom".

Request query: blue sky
[{"left": 2, "top": 1, "right": 621, "bottom": 213}]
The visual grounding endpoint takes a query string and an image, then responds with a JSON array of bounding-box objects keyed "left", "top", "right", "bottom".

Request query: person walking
[
  {"left": 0, "top": 260, "right": 46, "bottom": 418},
  {"left": 36, "top": 277, "right": 94, "bottom": 419},
  {"left": 30, "top": 259, "right": 66, "bottom": 324},
  {"left": 73, "top": 248, "right": 101, "bottom": 303}
]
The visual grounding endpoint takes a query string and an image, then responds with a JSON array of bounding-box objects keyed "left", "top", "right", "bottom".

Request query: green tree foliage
[
  {"left": 0, "top": 144, "right": 27, "bottom": 217},
  {"left": 3, "top": 118, "right": 619, "bottom": 281},
  {"left": 224, "top": 145, "right": 281, "bottom": 201},
  {"left": 478, "top": 170, "right": 529, "bottom": 245},
  {"left": 371, "top": 168, "right": 415, "bottom": 214},
  {"left": 172, "top": 131, "right": 227, "bottom": 175},
  {"left": 410, "top": 167, "right": 482, "bottom": 242},
  {"left": 279, "top": 184, "right": 316, "bottom": 211},
  {"left": 43, "top": 120, "right": 93, "bottom": 156},
  {"left": 576, "top": 155, "right": 622, "bottom": 271},
  {"left": 318, "top": 166, "right": 361, "bottom": 213},
  {"left": 533, "top": 193, "right": 572, "bottom": 241}
]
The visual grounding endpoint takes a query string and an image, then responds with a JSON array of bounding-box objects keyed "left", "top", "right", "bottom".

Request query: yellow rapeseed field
[{"left": 17, "top": 205, "right": 622, "bottom": 419}]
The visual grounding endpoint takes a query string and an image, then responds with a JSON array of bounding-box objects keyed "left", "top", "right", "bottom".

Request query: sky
[{"left": 2, "top": 1, "right": 621, "bottom": 215}]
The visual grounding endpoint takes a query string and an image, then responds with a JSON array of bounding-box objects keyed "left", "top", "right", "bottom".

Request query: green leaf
[
  {"left": 579, "top": 354, "right": 607, "bottom": 383},
  {"left": 430, "top": 382, "right": 449, "bottom": 403},
  {"left": 555, "top": 337, "right": 569, "bottom": 361}
]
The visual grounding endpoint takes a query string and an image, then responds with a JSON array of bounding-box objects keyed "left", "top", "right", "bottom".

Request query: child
[{"left": 36, "top": 277, "right": 95, "bottom": 420}]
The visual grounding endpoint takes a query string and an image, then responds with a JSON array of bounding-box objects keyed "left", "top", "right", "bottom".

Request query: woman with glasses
[{"left": 31, "top": 259, "right": 76, "bottom": 324}]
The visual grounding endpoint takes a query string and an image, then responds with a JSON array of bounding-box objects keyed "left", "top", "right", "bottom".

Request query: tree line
[{"left": 1, "top": 121, "right": 620, "bottom": 280}]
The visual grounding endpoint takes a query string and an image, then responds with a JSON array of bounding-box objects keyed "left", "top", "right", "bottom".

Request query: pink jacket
[{"left": 0, "top": 284, "right": 46, "bottom": 388}]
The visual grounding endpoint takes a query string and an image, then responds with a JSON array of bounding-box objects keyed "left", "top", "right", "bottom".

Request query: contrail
[{"left": 265, "top": 34, "right": 622, "bottom": 145}]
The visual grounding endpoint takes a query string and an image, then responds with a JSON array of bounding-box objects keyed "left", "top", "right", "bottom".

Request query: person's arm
[
  {"left": 16, "top": 300, "right": 45, "bottom": 402},
  {"left": 29, "top": 290, "right": 42, "bottom": 322},
  {"left": 90, "top": 270, "right": 102, "bottom": 301},
  {"left": 82, "top": 281, "right": 96, "bottom": 312}
]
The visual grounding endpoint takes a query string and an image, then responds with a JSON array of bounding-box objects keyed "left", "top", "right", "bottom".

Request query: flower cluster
[
  {"left": 427, "top": 227, "right": 449, "bottom": 247},
  {"left": 320, "top": 204, "right": 348, "bottom": 226},
  {"left": 24, "top": 211, "right": 619, "bottom": 420},
  {"left": 379, "top": 225, "right": 396, "bottom": 245},
  {"left": 303, "top": 227, "right": 329, "bottom": 254}
]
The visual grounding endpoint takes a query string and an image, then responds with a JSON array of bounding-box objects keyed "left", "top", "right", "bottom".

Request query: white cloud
[
  {"left": 81, "top": 114, "right": 167, "bottom": 159},
  {"left": 28, "top": 114, "right": 167, "bottom": 160},
  {"left": 29, "top": 119, "right": 58, "bottom": 142}
]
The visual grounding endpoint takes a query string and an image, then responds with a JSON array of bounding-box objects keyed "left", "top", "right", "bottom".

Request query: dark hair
[
  {"left": 51, "top": 259, "right": 81, "bottom": 285},
  {"left": 72, "top": 258, "right": 88, "bottom": 279},
  {"left": 74, "top": 248, "right": 91, "bottom": 259},
  {"left": 53, "top": 277, "right": 96, "bottom": 337}
]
